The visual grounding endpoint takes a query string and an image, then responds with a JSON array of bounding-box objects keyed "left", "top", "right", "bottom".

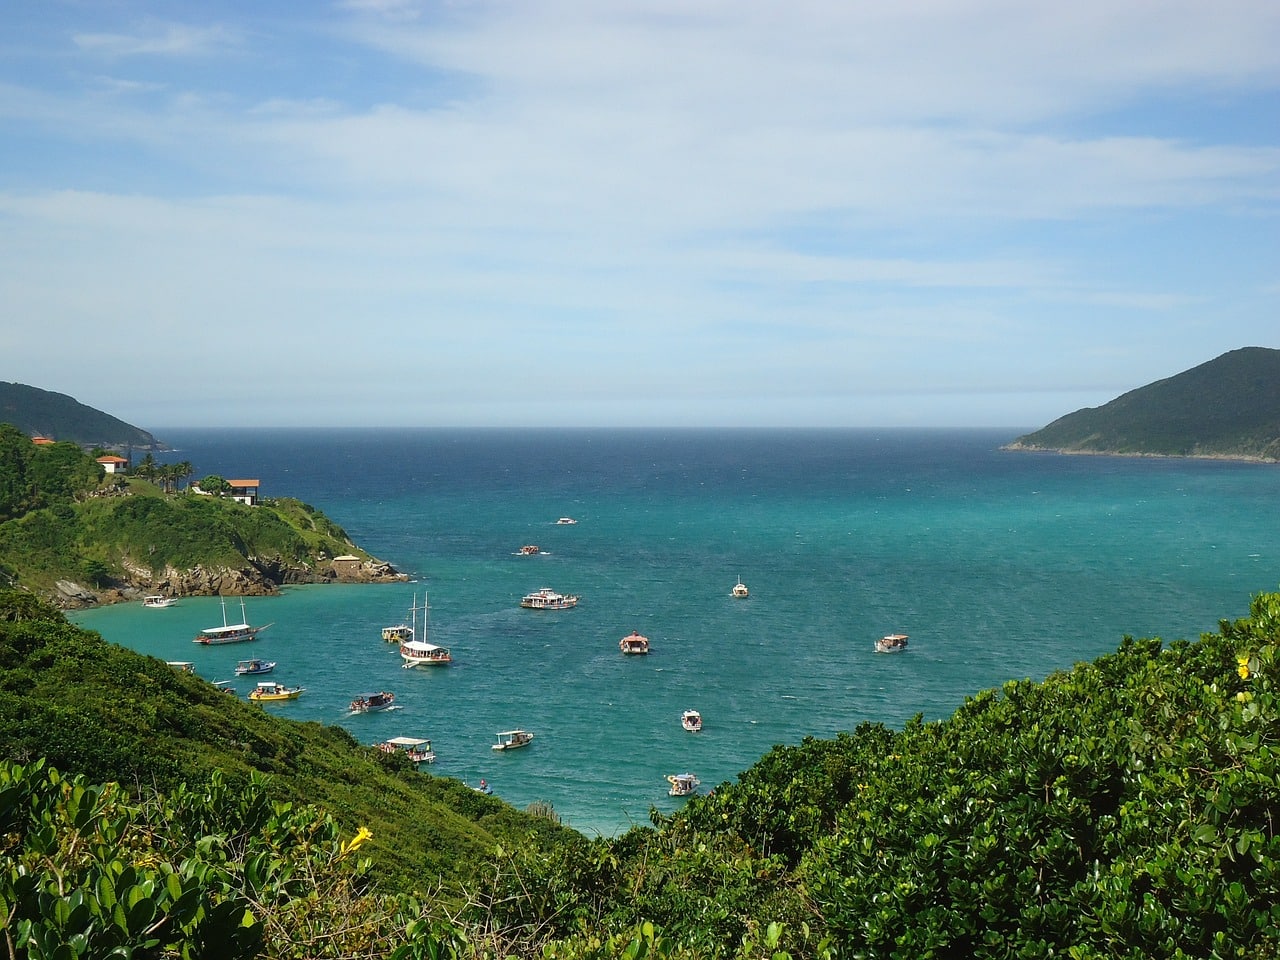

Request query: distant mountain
[
  {"left": 1006, "top": 347, "right": 1280, "bottom": 462},
  {"left": 0, "top": 381, "right": 161, "bottom": 449}
]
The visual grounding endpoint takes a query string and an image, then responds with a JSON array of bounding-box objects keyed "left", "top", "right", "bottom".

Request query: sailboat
[
  {"left": 193, "top": 597, "right": 272, "bottom": 645},
  {"left": 400, "top": 594, "right": 452, "bottom": 667}
]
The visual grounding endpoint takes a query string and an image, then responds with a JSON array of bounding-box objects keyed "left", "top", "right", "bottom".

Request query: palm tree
[{"left": 175, "top": 460, "right": 194, "bottom": 491}]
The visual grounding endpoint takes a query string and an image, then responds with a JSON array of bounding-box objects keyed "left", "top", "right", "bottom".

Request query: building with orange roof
[
  {"left": 227, "top": 479, "right": 260, "bottom": 506},
  {"left": 96, "top": 454, "right": 129, "bottom": 474}
]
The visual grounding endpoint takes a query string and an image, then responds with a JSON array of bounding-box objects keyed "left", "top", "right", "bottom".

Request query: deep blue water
[{"left": 72, "top": 428, "right": 1280, "bottom": 836}]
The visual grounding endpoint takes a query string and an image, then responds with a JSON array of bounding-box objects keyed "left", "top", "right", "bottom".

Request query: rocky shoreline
[
  {"left": 1000, "top": 442, "right": 1278, "bottom": 464},
  {"left": 53, "top": 555, "right": 409, "bottom": 609}
]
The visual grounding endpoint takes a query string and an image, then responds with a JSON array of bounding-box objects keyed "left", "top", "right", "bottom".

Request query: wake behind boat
[{"left": 193, "top": 597, "right": 270, "bottom": 645}]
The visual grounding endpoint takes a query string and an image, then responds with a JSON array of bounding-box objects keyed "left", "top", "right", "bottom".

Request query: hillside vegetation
[
  {"left": 0, "top": 422, "right": 394, "bottom": 604},
  {"left": 0, "top": 381, "right": 160, "bottom": 449},
  {"left": 1007, "top": 347, "right": 1280, "bottom": 460},
  {"left": 3, "top": 583, "right": 1278, "bottom": 958}
]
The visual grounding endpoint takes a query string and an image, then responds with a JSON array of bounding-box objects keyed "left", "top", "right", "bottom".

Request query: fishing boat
[
  {"left": 619, "top": 631, "right": 650, "bottom": 655},
  {"left": 192, "top": 597, "right": 271, "bottom": 645},
  {"left": 399, "top": 596, "right": 452, "bottom": 666},
  {"left": 492, "top": 729, "right": 535, "bottom": 751},
  {"left": 377, "top": 736, "right": 436, "bottom": 766},
  {"left": 731, "top": 577, "right": 749, "bottom": 598},
  {"left": 875, "top": 633, "right": 909, "bottom": 654},
  {"left": 351, "top": 691, "right": 396, "bottom": 713},
  {"left": 143, "top": 595, "right": 177, "bottom": 608},
  {"left": 520, "top": 587, "right": 579, "bottom": 610},
  {"left": 248, "top": 681, "right": 304, "bottom": 702},
  {"left": 681, "top": 709, "right": 703, "bottom": 732},
  {"left": 234, "top": 658, "right": 275, "bottom": 676},
  {"left": 667, "top": 772, "right": 700, "bottom": 797}
]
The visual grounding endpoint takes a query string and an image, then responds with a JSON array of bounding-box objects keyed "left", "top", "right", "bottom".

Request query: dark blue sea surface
[{"left": 73, "top": 429, "right": 1280, "bottom": 835}]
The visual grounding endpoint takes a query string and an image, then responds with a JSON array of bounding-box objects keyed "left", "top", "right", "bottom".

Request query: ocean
[{"left": 70, "top": 428, "right": 1280, "bottom": 837}]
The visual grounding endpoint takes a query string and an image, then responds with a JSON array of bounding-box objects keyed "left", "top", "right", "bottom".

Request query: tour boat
[
  {"left": 875, "top": 633, "right": 909, "bottom": 654},
  {"left": 681, "top": 709, "right": 703, "bottom": 733},
  {"left": 193, "top": 597, "right": 270, "bottom": 645},
  {"left": 381, "top": 594, "right": 418, "bottom": 642},
  {"left": 398, "top": 595, "right": 452, "bottom": 666},
  {"left": 234, "top": 658, "right": 275, "bottom": 676},
  {"left": 556, "top": 517, "right": 578, "bottom": 525},
  {"left": 731, "top": 578, "right": 749, "bottom": 598},
  {"left": 143, "top": 595, "right": 177, "bottom": 608},
  {"left": 377, "top": 736, "right": 435, "bottom": 766},
  {"left": 519, "top": 544, "right": 541, "bottom": 555},
  {"left": 248, "top": 681, "right": 304, "bottom": 702},
  {"left": 667, "top": 773, "right": 700, "bottom": 797},
  {"left": 520, "top": 587, "right": 579, "bottom": 610},
  {"left": 619, "top": 631, "right": 650, "bottom": 655},
  {"left": 351, "top": 691, "right": 396, "bottom": 713},
  {"left": 492, "top": 729, "right": 535, "bottom": 751}
]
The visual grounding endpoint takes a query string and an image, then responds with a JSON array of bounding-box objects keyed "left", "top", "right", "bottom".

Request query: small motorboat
[
  {"left": 351, "top": 691, "right": 396, "bottom": 713},
  {"left": 667, "top": 772, "right": 700, "bottom": 797},
  {"left": 377, "top": 737, "right": 435, "bottom": 765},
  {"left": 556, "top": 517, "right": 578, "bottom": 525},
  {"left": 234, "top": 658, "right": 275, "bottom": 676},
  {"left": 875, "top": 633, "right": 909, "bottom": 654},
  {"left": 619, "top": 631, "right": 650, "bottom": 655},
  {"left": 143, "top": 595, "right": 177, "bottom": 608},
  {"left": 248, "top": 681, "right": 304, "bottom": 702},
  {"left": 731, "top": 577, "right": 749, "bottom": 598},
  {"left": 681, "top": 709, "right": 703, "bottom": 733},
  {"left": 492, "top": 729, "right": 535, "bottom": 751},
  {"left": 519, "top": 544, "right": 541, "bottom": 555}
]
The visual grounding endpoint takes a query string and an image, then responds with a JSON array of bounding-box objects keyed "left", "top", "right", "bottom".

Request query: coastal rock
[{"left": 54, "top": 580, "right": 97, "bottom": 605}]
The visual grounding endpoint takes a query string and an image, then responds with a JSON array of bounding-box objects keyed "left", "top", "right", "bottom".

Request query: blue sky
[{"left": 3, "top": 1, "right": 1277, "bottom": 429}]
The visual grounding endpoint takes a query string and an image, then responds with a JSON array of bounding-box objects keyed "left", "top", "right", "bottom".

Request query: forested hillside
[
  {"left": 1008, "top": 347, "right": 1280, "bottom": 460},
  {"left": 4, "top": 585, "right": 1278, "bottom": 958},
  {"left": 0, "top": 381, "right": 160, "bottom": 449}
]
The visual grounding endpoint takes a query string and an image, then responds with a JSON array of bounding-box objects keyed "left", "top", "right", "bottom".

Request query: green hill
[
  {"left": 1006, "top": 347, "right": 1280, "bottom": 461},
  {"left": 0, "top": 381, "right": 161, "bottom": 449}
]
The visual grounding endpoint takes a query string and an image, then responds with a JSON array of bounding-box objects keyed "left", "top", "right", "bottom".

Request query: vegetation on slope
[
  {"left": 4, "top": 583, "right": 1278, "bottom": 958},
  {"left": 1008, "top": 347, "right": 1280, "bottom": 460},
  {"left": 0, "top": 381, "right": 160, "bottom": 449}
]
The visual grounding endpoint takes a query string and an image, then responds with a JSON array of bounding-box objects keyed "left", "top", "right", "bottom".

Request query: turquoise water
[{"left": 71, "top": 429, "right": 1280, "bottom": 836}]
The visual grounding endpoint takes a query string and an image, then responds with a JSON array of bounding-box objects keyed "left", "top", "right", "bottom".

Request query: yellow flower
[
  {"left": 338, "top": 826, "right": 373, "bottom": 859},
  {"left": 1238, "top": 655, "right": 1251, "bottom": 681}
]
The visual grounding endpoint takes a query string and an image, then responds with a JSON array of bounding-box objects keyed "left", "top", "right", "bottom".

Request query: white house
[
  {"left": 227, "top": 479, "right": 260, "bottom": 506},
  {"left": 96, "top": 454, "right": 129, "bottom": 474}
]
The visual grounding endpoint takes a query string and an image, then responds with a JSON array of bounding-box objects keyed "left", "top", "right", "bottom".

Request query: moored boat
[
  {"left": 248, "top": 681, "right": 304, "bottom": 702},
  {"left": 397, "top": 595, "right": 453, "bottom": 666},
  {"left": 875, "top": 633, "right": 909, "bottom": 654},
  {"left": 667, "top": 772, "right": 700, "bottom": 797},
  {"left": 382, "top": 594, "right": 417, "bottom": 642},
  {"left": 351, "top": 691, "right": 396, "bottom": 713},
  {"left": 377, "top": 736, "right": 435, "bottom": 765},
  {"left": 234, "top": 658, "right": 275, "bottom": 676},
  {"left": 731, "top": 577, "right": 749, "bottom": 598},
  {"left": 681, "top": 709, "right": 702, "bottom": 732},
  {"left": 143, "top": 595, "right": 177, "bottom": 608},
  {"left": 520, "top": 587, "right": 579, "bottom": 610},
  {"left": 193, "top": 597, "right": 270, "bottom": 645},
  {"left": 619, "top": 631, "right": 650, "bottom": 654},
  {"left": 492, "top": 729, "right": 535, "bottom": 751}
]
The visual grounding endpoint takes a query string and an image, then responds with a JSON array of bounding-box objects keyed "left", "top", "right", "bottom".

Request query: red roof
[
  {"left": 31, "top": 436, "right": 55, "bottom": 444},
  {"left": 228, "top": 479, "right": 260, "bottom": 487},
  {"left": 96, "top": 455, "right": 129, "bottom": 463}
]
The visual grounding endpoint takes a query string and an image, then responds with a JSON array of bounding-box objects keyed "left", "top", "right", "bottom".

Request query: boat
[
  {"left": 520, "top": 587, "right": 579, "bottom": 610},
  {"left": 192, "top": 597, "right": 271, "bottom": 645},
  {"left": 234, "top": 658, "right": 275, "bottom": 676},
  {"left": 492, "top": 729, "right": 535, "bottom": 751},
  {"left": 165, "top": 661, "right": 194, "bottom": 673},
  {"left": 667, "top": 772, "right": 700, "bottom": 797},
  {"left": 619, "top": 631, "right": 650, "bottom": 655},
  {"left": 681, "top": 709, "right": 703, "bottom": 732},
  {"left": 875, "top": 633, "right": 909, "bottom": 654},
  {"left": 143, "top": 595, "right": 177, "bottom": 608},
  {"left": 212, "top": 680, "right": 236, "bottom": 695},
  {"left": 519, "top": 544, "right": 541, "bottom": 555},
  {"left": 377, "top": 736, "right": 435, "bottom": 765},
  {"left": 556, "top": 517, "right": 578, "bottom": 525},
  {"left": 351, "top": 691, "right": 396, "bottom": 713},
  {"left": 473, "top": 779, "right": 493, "bottom": 794},
  {"left": 398, "top": 596, "right": 452, "bottom": 666},
  {"left": 731, "top": 577, "right": 749, "bottom": 598},
  {"left": 248, "top": 681, "right": 304, "bottom": 702},
  {"left": 381, "top": 594, "right": 417, "bottom": 642}
]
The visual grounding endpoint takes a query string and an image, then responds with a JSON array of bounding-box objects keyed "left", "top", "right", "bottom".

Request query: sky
[{"left": 2, "top": 1, "right": 1277, "bottom": 429}]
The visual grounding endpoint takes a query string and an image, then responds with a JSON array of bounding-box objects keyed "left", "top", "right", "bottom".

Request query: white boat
[
  {"left": 193, "top": 597, "right": 271, "bottom": 645},
  {"left": 619, "top": 631, "right": 650, "bottom": 655},
  {"left": 351, "top": 691, "right": 396, "bottom": 713},
  {"left": 399, "top": 596, "right": 452, "bottom": 666},
  {"left": 520, "top": 587, "right": 579, "bottom": 610},
  {"left": 492, "top": 729, "right": 535, "bottom": 751},
  {"left": 382, "top": 594, "right": 418, "bottom": 643},
  {"left": 234, "top": 658, "right": 275, "bottom": 676},
  {"left": 166, "top": 660, "right": 194, "bottom": 672},
  {"left": 681, "top": 709, "right": 703, "bottom": 732},
  {"left": 518, "top": 544, "right": 541, "bottom": 555},
  {"left": 143, "top": 595, "right": 177, "bottom": 608},
  {"left": 556, "top": 517, "right": 578, "bottom": 525},
  {"left": 377, "top": 736, "right": 436, "bottom": 766},
  {"left": 667, "top": 772, "right": 700, "bottom": 797},
  {"left": 875, "top": 633, "right": 909, "bottom": 654},
  {"left": 731, "top": 577, "right": 749, "bottom": 598}
]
